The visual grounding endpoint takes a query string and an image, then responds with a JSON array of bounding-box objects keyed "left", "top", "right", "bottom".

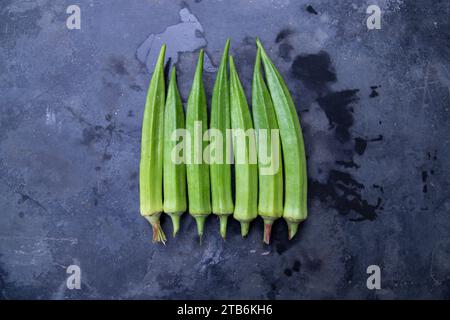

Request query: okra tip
[
  {"left": 219, "top": 215, "right": 229, "bottom": 240},
  {"left": 194, "top": 49, "right": 204, "bottom": 76},
  {"left": 229, "top": 55, "right": 235, "bottom": 70},
  {"left": 144, "top": 214, "right": 167, "bottom": 245},
  {"left": 255, "top": 39, "right": 269, "bottom": 59},
  {"left": 157, "top": 44, "right": 167, "bottom": 63},
  {"left": 240, "top": 221, "right": 251, "bottom": 238},
  {"left": 224, "top": 38, "right": 230, "bottom": 50},
  {"left": 255, "top": 37, "right": 262, "bottom": 48},
  {"left": 170, "top": 65, "right": 177, "bottom": 79}
]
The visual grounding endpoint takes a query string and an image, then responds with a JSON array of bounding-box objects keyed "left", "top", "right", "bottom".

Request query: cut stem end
[
  {"left": 219, "top": 215, "right": 229, "bottom": 240},
  {"left": 194, "top": 215, "right": 207, "bottom": 241},
  {"left": 263, "top": 219, "right": 274, "bottom": 245},
  {"left": 168, "top": 213, "right": 182, "bottom": 237},
  {"left": 287, "top": 220, "right": 299, "bottom": 240},
  {"left": 144, "top": 214, "right": 167, "bottom": 244},
  {"left": 240, "top": 221, "right": 250, "bottom": 237}
]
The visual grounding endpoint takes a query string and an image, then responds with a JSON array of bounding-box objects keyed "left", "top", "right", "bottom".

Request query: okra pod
[
  {"left": 210, "top": 40, "right": 234, "bottom": 239},
  {"left": 163, "top": 67, "right": 187, "bottom": 237},
  {"left": 256, "top": 39, "right": 307, "bottom": 239},
  {"left": 140, "top": 45, "right": 167, "bottom": 243},
  {"left": 186, "top": 49, "right": 211, "bottom": 241},
  {"left": 229, "top": 56, "right": 258, "bottom": 237},
  {"left": 252, "top": 48, "right": 283, "bottom": 244}
]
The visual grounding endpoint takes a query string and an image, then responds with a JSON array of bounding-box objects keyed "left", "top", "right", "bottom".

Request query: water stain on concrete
[
  {"left": 310, "top": 171, "right": 382, "bottom": 221},
  {"left": 291, "top": 51, "right": 337, "bottom": 92},
  {"left": 306, "top": 5, "right": 319, "bottom": 15},
  {"left": 136, "top": 7, "right": 216, "bottom": 73},
  {"left": 354, "top": 135, "right": 383, "bottom": 156},
  {"left": 317, "top": 89, "right": 360, "bottom": 143},
  {"left": 288, "top": 48, "right": 383, "bottom": 221}
]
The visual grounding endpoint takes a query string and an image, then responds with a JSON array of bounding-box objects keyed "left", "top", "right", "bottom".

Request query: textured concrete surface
[{"left": 1, "top": 0, "right": 449, "bottom": 299}]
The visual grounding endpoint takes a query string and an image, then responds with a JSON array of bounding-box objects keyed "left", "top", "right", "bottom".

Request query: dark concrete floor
[{"left": 1, "top": 0, "right": 449, "bottom": 299}]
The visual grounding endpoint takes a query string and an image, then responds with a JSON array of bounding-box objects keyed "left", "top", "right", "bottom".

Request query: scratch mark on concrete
[{"left": 0, "top": 236, "right": 78, "bottom": 245}]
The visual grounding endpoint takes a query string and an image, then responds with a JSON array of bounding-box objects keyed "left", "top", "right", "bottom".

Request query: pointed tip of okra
[
  {"left": 255, "top": 46, "right": 261, "bottom": 59},
  {"left": 240, "top": 221, "right": 250, "bottom": 237},
  {"left": 263, "top": 219, "right": 274, "bottom": 245},
  {"left": 194, "top": 49, "right": 204, "bottom": 75},
  {"left": 144, "top": 214, "right": 167, "bottom": 245},
  {"left": 229, "top": 55, "right": 235, "bottom": 66},
  {"left": 224, "top": 38, "right": 230, "bottom": 51},
  {"left": 157, "top": 44, "right": 167, "bottom": 63},
  {"left": 170, "top": 65, "right": 177, "bottom": 79},
  {"left": 255, "top": 38, "right": 269, "bottom": 58},
  {"left": 194, "top": 215, "right": 207, "bottom": 241},
  {"left": 219, "top": 215, "right": 229, "bottom": 240},
  {"left": 169, "top": 213, "right": 181, "bottom": 238},
  {"left": 254, "top": 47, "right": 262, "bottom": 76},
  {"left": 217, "top": 40, "right": 230, "bottom": 68},
  {"left": 287, "top": 221, "right": 299, "bottom": 240},
  {"left": 229, "top": 55, "right": 237, "bottom": 76}
]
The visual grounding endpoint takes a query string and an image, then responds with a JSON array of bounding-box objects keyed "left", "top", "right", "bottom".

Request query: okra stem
[{"left": 219, "top": 215, "right": 229, "bottom": 239}]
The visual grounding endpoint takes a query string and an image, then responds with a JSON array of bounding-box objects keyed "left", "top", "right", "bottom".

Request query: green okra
[
  {"left": 210, "top": 40, "right": 234, "bottom": 239},
  {"left": 256, "top": 39, "right": 307, "bottom": 240},
  {"left": 186, "top": 49, "right": 211, "bottom": 241},
  {"left": 140, "top": 44, "right": 167, "bottom": 243},
  {"left": 252, "top": 48, "right": 283, "bottom": 244},
  {"left": 229, "top": 55, "right": 258, "bottom": 237},
  {"left": 163, "top": 67, "right": 187, "bottom": 237}
]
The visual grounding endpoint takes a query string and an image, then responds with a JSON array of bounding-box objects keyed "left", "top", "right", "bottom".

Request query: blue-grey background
[{"left": 1, "top": 0, "right": 449, "bottom": 299}]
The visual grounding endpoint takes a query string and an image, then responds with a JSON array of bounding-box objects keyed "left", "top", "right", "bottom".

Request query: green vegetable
[
  {"left": 229, "top": 55, "right": 258, "bottom": 237},
  {"left": 140, "top": 44, "right": 167, "bottom": 243},
  {"left": 256, "top": 39, "right": 308, "bottom": 239},
  {"left": 252, "top": 48, "right": 283, "bottom": 244},
  {"left": 186, "top": 49, "right": 211, "bottom": 241},
  {"left": 163, "top": 67, "right": 187, "bottom": 237},
  {"left": 210, "top": 40, "right": 234, "bottom": 239}
]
